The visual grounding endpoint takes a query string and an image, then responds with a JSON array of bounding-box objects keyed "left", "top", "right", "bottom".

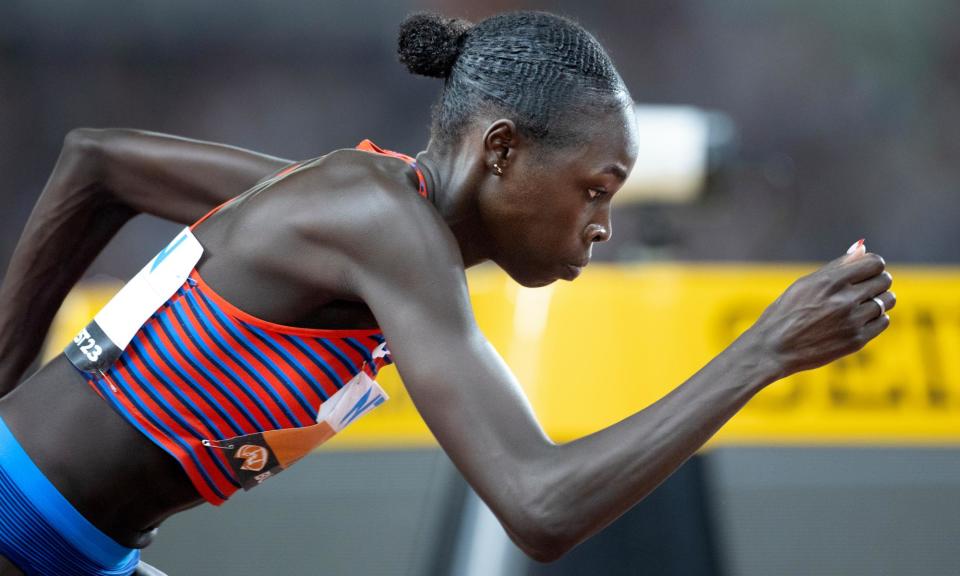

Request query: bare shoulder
[
  {"left": 300, "top": 151, "right": 477, "bottom": 346},
  {"left": 287, "top": 148, "right": 464, "bottom": 276},
  {"left": 203, "top": 145, "right": 465, "bottom": 307}
]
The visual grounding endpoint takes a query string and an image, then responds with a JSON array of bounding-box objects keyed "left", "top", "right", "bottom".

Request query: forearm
[
  {"left": 530, "top": 249, "right": 893, "bottom": 549},
  {"left": 0, "top": 134, "right": 135, "bottom": 391},
  {"left": 363, "top": 235, "right": 782, "bottom": 561},
  {"left": 352, "top": 183, "right": 892, "bottom": 562},
  {"left": 522, "top": 331, "right": 779, "bottom": 558}
]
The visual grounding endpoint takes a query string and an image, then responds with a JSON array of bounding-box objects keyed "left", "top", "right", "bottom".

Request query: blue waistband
[{"left": 0, "top": 414, "right": 139, "bottom": 572}]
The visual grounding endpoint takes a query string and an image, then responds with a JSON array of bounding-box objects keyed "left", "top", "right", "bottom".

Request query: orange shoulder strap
[
  {"left": 356, "top": 139, "right": 428, "bottom": 198},
  {"left": 191, "top": 140, "right": 427, "bottom": 231}
]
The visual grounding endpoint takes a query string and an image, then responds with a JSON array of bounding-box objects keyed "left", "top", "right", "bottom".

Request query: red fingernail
[{"left": 846, "top": 238, "right": 865, "bottom": 255}]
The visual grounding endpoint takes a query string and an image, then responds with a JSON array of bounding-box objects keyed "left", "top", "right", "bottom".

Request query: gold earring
[{"left": 493, "top": 163, "right": 504, "bottom": 176}]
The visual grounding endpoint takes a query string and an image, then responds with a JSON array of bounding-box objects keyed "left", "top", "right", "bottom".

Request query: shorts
[{"left": 0, "top": 415, "right": 141, "bottom": 575}]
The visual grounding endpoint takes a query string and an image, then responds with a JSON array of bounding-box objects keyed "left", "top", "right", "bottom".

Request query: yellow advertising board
[{"left": 44, "top": 263, "right": 960, "bottom": 448}]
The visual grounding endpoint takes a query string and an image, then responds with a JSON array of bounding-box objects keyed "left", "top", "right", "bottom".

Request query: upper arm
[
  {"left": 345, "top": 197, "right": 555, "bottom": 527},
  {"left": 70, "top": 128, "right": 293, "bottom": 225}
]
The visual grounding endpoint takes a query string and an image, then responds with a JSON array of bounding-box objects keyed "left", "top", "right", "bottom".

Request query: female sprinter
[{"left": 0, "top": 11, "right": 894, "bottom": 576}]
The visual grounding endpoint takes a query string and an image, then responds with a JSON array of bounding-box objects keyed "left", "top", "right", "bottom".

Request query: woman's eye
[{"left": 587, "top": 188, "right": 607, "bottom": 200}]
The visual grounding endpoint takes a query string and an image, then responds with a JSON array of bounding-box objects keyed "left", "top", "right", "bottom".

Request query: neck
[{"left": 415, "top": 140, "right": 491, "bottom": 268}]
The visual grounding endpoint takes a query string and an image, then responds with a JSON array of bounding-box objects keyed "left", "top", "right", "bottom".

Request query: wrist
[{"left": 725, "top": 327, "right": 786, "bottom": 391}]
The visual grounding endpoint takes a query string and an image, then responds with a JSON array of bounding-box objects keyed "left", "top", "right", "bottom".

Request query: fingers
[
  {"left": 853, "top": 290, "right": 897, "bottom": 324},
  {"left": 835, "top": 253, "right": 886, "bottom": 284},
  {"left": 824, "top": 239, "right": 866, "bottom": 269},
  {"left": 842, "top": 238, "right": 867, "bottom": 263},
  {"left": 851, "top": 271, "right": 893, "bottom": 300},
  {"left": 860, "top": 309, "right": 891, "bottom": 343}
]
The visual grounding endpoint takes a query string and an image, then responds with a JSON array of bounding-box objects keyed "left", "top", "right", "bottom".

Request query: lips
[
  {"left": 556, "top": 255, "right": 590, "bottom": 281},
  {"left": 561, "top": 263, "right": 583, "bottom": 280}
]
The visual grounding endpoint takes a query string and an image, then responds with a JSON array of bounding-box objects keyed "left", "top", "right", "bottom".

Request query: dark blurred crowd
[{"left": 2, "top": 0, "right": 957, "bottom": 279}]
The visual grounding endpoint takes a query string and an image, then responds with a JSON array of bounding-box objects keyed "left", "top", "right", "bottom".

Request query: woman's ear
[{"left": 482, "top": 119, "right": 517, "bottom": 175}]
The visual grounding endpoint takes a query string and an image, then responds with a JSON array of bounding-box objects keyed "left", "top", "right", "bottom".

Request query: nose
[
  {"left": 586, "top": 205, "right": 613, "bottom": 244},
  {"left": 584, "top": 222, "right": 611, "bottom": 244}
]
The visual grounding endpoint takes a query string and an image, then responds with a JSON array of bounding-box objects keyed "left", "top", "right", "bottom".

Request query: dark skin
[{"left": 0, "top": 97, "right": 895, "bottom": 573}]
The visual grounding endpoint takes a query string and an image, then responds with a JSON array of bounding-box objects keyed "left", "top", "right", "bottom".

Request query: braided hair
[{"left": 398, "top": 11, "right": 629, "bottom": 148}]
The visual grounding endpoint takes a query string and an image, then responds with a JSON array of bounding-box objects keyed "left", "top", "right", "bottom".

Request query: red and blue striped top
[{"left": 81, "top": 140, "right": 426, "bottom": 504}]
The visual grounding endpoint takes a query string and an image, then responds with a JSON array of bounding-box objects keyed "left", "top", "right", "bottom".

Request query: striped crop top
[{"left": 72, "top": 140, "right": 426, "bottom": 505}]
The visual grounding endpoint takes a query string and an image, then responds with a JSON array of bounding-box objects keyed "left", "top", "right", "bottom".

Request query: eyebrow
[{"left": 601, "top": 164, "right": 629, "bottom": 181}]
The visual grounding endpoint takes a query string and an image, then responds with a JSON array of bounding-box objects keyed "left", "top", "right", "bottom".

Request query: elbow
[
  {"left": 505, "top": 508, "right": 577, "bottom": 563},
  {"left": 63, "top": 127, "right": 106, "bottom": 159},
  {"left": 516, "top": 537, "right": 572, "bottom": 565},
  {"left": 61, "top": 128, "right": 108, "bottom": 183},
  {"left": 498, "top": 484, "right": 579, "bottom": 563}
]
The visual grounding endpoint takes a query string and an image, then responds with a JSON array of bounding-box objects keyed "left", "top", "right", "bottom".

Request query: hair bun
[{"left": 398, "top": 13, "right": 472, "bottom": 79}]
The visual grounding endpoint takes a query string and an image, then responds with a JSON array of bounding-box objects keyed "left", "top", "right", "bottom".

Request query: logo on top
[{"left": 235, "top": 444, "right": 269, "bottom": 472}]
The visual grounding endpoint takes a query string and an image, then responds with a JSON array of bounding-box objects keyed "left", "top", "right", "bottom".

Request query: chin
[
  {"left": 495, "top": 256, "right": 562, "bottom": 288},
  {"left": 520, "top": 277, "right": 558, "bottom": 288},
  {"left": 503, "top": 268, "right": 559, "bottom": 288}
]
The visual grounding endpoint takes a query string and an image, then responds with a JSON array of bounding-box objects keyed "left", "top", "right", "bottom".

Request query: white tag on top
[
  {"left": 96, "top": 227, "right": 203, "bottom": 348},
  {"left": 66, "top": 227, "right": 204, "bottom": 375},
  {"left": 317, "top": 370, "right": 389, "bottom": 432}
]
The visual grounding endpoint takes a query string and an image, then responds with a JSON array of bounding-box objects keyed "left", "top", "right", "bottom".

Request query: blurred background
[{"left": 2, "top": 1, "right": 959, "bottom": 574}]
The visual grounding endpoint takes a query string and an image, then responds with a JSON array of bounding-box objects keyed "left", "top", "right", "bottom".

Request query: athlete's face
[{"left": 479, "top": 100, "right": 639, "bottom": 287}]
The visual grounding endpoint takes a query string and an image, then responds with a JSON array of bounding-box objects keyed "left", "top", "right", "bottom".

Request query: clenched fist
[{"left": 746, "top": 240, "right": 895, "bottom": 378}]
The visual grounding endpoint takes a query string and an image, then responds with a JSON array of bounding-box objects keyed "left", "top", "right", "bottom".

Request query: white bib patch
[
  {"left": 317, "top": 370, "right": 389, "bottom": 432},
  {"left": 65, "top": 227, "right": 204, "bottom": 375}
]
